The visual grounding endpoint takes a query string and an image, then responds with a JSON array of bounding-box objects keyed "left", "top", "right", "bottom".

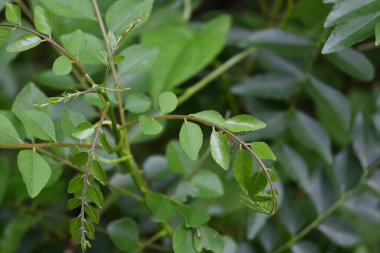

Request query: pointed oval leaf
[
  {"left": 210, "top": 131, "right": 230, "bottom": 170},
  {"left": 173, "top": 225, "right": 197, "bottom": 253},
  {"left": 125, "top": 93, "right": 152, "bottom": 114},
  {"left": 12, "top": 82, "right": 48, "bottom": 115},
  {"left": 7, "top": 33, "right": 42, "bottom": 53},
  {"left": 107, "top": 218, "right": 139, "bottom": 252},
  {"left": 61, "top": 110, "right": 87, "bottom": 139},
  {"left": 0, "top": 27, "right": 12, "bottom": 47},
  {"left": 17, "top": 150, "right": 52, "bottom": 198},
  {"left": 67, "top": 198, "right": 81, "bottom": 211},
  {"left": 233, "top": 148, "right": 253, "bottom": 191},
  {"left": 90, "top": 160, "right": 107, "bottom": 185},
  {"left": 139, "top": 115, "right": 163, "bottom": 135},
  {"left": 118, "top": 44, "right": 159, "bottom": 74},
  {"left": 40, "top": 0, "right": 95, "bottom": 20},
  {"left": 225, "top": 115, "right": 266, "bottom": 133},
  {"left": 34, "top": 6, "right": 52, "bottom": 35},
  {"left": 190, "top": 170, "right": 224, "bottom": 198},
  {"left": 52, "top": 55, "right": 72, "bottom": 76},
  {"left": 250, "top": 142, "right": 276, "bottom": 161},
  {"left": 177, "top": 205, "right": 210, "bottom": 228},
  {"left": 191, "top": 110, "right": 225, "bottom": 126},
  {"left": 0, "top": 114, "right": 22, "bottom": 143},
  {"left": 87, "top": 184, "right": 103, "bottom": 208},
  {"left": 179, "top": 121, "right": 203, "bottom": 160},
  {"left": 69, "top": 152, "right": 88, "bottom": 166},
  {"left": 193, "top": 226, "right": 224, "bottom": 253},
  {"left": 319, "top": 217, "right": 360, "bottom": 246},
  {"left": 19, "top": 109, "right": 56, "bottom": 141},
  {"left": 84, "top": 204, "right": 100, "bottom": 224},
  {"left": 5, "top": 3, "right": 21, "bottom": 24},
  {"left": 71, "top": 122, "right": 94, "bottom": 140},
  {"left": 159, "top": 91, "right": 178, "bottom": 114}
]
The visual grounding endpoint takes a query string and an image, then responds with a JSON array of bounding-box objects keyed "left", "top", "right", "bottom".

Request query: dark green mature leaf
[
  {"left": 87, "top": 184, "right": 103, "bottom": 208},
  {"left": 70, "top": 152, "right": 88, "bottom": 166},
  {"left": 308, "top": 168, "right": 337, "bottom": 213},
  {"left": 145, "top": 191, "right": 177, "bottom": 222},
  {"left": 191, "top": 170, "right": 224, "bottom": 198},
  {"left": 179, "top": 120, "right": 203, "bottom": 160},
  {"left": 257, "top": 51, "right": 304, "bottom": 77},
  {"left": 345, "top": 193, "right": 380, "bottom": 222},
  {"left": 292, "top": 241, "right": 320, "bottom": 253},
  {"left": 191, "top": 110, "right": 225, "bottom": 126},
  {"left": 166, "top": 140, "right": 195, "bottom": 174},
  {"left": 85, "top": 204, "right": 100, "bottom": 224},
  {"left": 19, "top": 109, "right": 56, "bottom": 141},
  {"left": 246, "top": 213, "right": 268, "bottom": 240},
  {"left": 5, "top": 3, "right": 21, "bottom": 24},
  {"left": 106, "top": 0, "right": 153, "bottom": 35},
  {"left": 233, "top": 148, "right": 253, "bottom": 191},
  {"left": 0, "top": 27, "right": 12, "bottom": 47},
  {"left": 225, "top": 115, "right": 266, "bottom": 133},
  {"left": 210, "top": 131, "right": 230, "bottom": 170},
  {"left": 67, "top": 175, "right": 84, "bottom": 194},
  {"left": 52, "top": 56, "right": 72, "bottom": 76},
  {"left": 12, "top": 83, "right": 48, "bottom": 115},
  {"left": 61, "top": 110, "right": 87, "bottom": 139},
  {"left": 288, "top": 111, "right": 332, "bottom": 164},
  {"left": 143, "top": 15, "right": 231, "bottom": 99},
  {"left": 67, "top": 198, "right": 81, "bottom": 210},
  {"left": 177, "top": 205, "right": 210, "bottom": 228},
  {"left": 173, "top": 225, "right": 197, "bottom": 253},
  {"left": 90, "top": 160, "right": 107, "bottom": 185},
  {"left": 139, "top": 115, "right": 163, "bottom": 135},
  {"left": 241, "top": 193, "right": 276, "bottom": 214},
  {"left": 40, "top": 0, "right": 95, "bottom": 20},
  {"left": 159, "top": 91, "right": 178, "bottom": 114},
  {"left": 34, "top": 6, "right": 52, "bottom": 36},
  {"left": 333, "top": 149, "right": 362, "bottom": 192},
  {"left": 326, "top": 48, "right": 375, "bottom": 81},
  {"left": 318, "top": 217, "right": 360, "bottom": 246},
  {"left": 0, "top": 114, "right": 22, "bottom": 143},
  {"left": 118, "top": 45, "right": 159, "bottom": 74},
  {"left": 193, "top": 226, "right": 224, "bottom": 253},
  {"left": 71, "top": 122, "right": 94, "bottom": 140},
  {"left": 368, "top": 170, "right": 380, "bottom": 194},
  {"left": 17, "top": 150, "right": 51, "bottom": 198},
  {"left": 7, "top": 33, "right": 43, "bottom": 53},
  {"left": 232, "top": 74, "right": 299, "bottom": 100},
  {"left": 107, "top": 218, "right": 139, "bottom": 252}
]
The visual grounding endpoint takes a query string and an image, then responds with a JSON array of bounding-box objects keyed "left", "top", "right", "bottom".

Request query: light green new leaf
[
  {"left": 19, "top": 109, "right": 56, "bottom": 141},
  {"left": 326, "top": 48, "right": 374, "bottom": 81},
  {"left": 61, "top": 110, "right": 87, "bottom": 139},
  {"left": 118, "top": 44, "right": 159, "bottom": 74},
  {"left": 210, "top": 131, "right": 230, "bottom": 170},
  {"left": 145, "top": 192, "right": 177, "bottom": 222},
  {"left": 52, "top": 56, "right": 72, "bottom": 76},
  {"left": 90, "top": 160, "right": 107, "bottom": 185},
  {"left": 106, "top": 0, "right": 153, "bottom": 35},
  {"left": 173, "top": 225, "right": 197, "bottom": 253},
  {"left": 125, "top": 93, "right": 152, "bottom": 114},
  {"left": 65, "top": 29, "right": 87, "bottom": 59},
  {"left": 72, "top": 122, "right": 94, "bottom": 140},
  {"left": 34, "top": 6, "right": 52, "bottom": 36},
  {"left": 0, "top": 114, "right": 22, "bottom": 143},
  {"left": 107, "top": 218, "right": 139, "bottom": 252},
  {"left": 40, "top": 0, "right": 95, "bottom": 20},
  {"left": 250, "top": 142, "right": 276, "bottom": 161},
  {"left": 193, "top": 226, "right": 224, "bottom": 253},
  {"left": 190, "top": 170, "right": 224, "bottom": 198},
  {"left": 191, "top": 110, "right": 225, "bottom": 126},
  {"left": 179, "top": 121, "right": 203, "bottom": 160},
  {"left": 17, "top": 150, "right": 51, "bottom": 198},
  {"left": 225, "top": 114, "right": 266, "bottom": 133},
  {"left": 0, "top": 27, "right": 12, "bottom": 47},
  {"left": 233, "top": 148, "right": 253, "bottom": 191},
  {"left": 159, "top": 91, "right": 178, "bottom": 114},
  {"left": 7, "top": 33, "right": 42, "bottom": 53},
  {"left": 177, "top": 205, "right": 210, "bottom": 228},
  {"left": 5, "top": 3, "right": 21, "bottom": 24},
  {"left": 139, "top": 115, "right": 163, "bottom": 135}
]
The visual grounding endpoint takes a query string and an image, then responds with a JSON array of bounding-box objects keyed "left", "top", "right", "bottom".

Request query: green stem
[
  {"left": 178, "top": 47, "right": 256, "bottom": 105},
  {"left": 183, "top": 0, "right": 192, "bottom": 21},
  {"left": 134, "top": 230, "right": 168, "bottom": 253}
]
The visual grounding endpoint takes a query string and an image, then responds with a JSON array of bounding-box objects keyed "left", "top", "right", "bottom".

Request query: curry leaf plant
[{"left": 0, "top": 1, "right": 277, "bottom": 252}]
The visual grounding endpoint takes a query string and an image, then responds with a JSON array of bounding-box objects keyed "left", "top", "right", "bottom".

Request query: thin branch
[
  {"left": 109, "top": 184, "right": 144, "bottom": 203},
  {"left": 134, "top": 230, "right": 168, "bottom": 253},
  {"left": 0, "top": 142, "right": 95, "bottom": 149}
]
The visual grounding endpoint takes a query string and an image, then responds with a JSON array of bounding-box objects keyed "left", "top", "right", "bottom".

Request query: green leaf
[
  {"left": 177, "top": 205, "right": 210, "bottom": 228},
  {"left": 232, "top": 74, "right": 299, "bottom": 100},
  {"left": 326, "top": 48, "right": 374, "bottom": 81},
  {"left": 143, "top": 15, "right": 231, "bottom": 99},
  {"left": 67, "top": 175, "right": 83, "bottom": 194},
  {"left": 241, "top": 193, "right": 276, "bottom": 214},
  {"left": 66, "top": 198, "right": 81, "bottom": 210},
  {"left": 146, "top": 191, "right": 177, "bottom": 222},
  {"left": 87, "top": 184, "right": 103, "bottom": 208},
  {"left": 250, "top": 142, "right": 276, "bottom": 161},
  {"left": 210, "top": 130, "right": 230, "bottom": 170},
  {"left": 17, "top": 150, "right": 52, "bottom": 198},
  {"left": 232, "top": 148, "right": 253, "bottom": 191},
  {"left": 12, "top": 82, "right": 48, "bottom": 115},
  {"left": 85, "top": 204, "right": 100, "bottom": 224},
  {"left": 107, "top": 218, "right": 139, "bottom": 252},
  {"left": 118, "top": 44, "right": 159, "bottom": 74},
  {"left": 125, "top": 93, "right": 152, "bottom": 114},
  {"left": 190, "top": 170, "right": 224, "bottom": 198},
  {"left": 225, "top": 115, "right": 266, "bottom": 133},
  {"left": 246, "top": 171, "right": 267, "bottom": 196},
  {"left": 173, "top": 225, "right": 197, "bottom": 253},
  {"left": 292, "top": 241, "right": 320, "bottom": 253},
  {"left": 193, "top": 226, "right": 224, "bottom": 253},
  {"left": 179, "top": 121, "right": 203, "bottom": 160},
  {"left": 175, "top": 182, "right": 199, "bottom": 202},
  {"left": 247, "top": 213, "right": 268, "bottom": 240},
  {"left": 139, "top": 115, "right": 163, "bottom": 135},
  {"left": 69, "top": 216, "right": 81, "bottom": 240},
  {"left": 52, "top": 56, "right": 72, "bottom": 76},
  {"left": 19, "top": 109, "right": 56, "bottom": 141},
  {"left": 159, "top": 91, "right": 178, "bottom": 114},
  {"left": 376, "top": 22, "right": 380, "bottom": 45},
  {"left": 0, "top": 114, "right": 22, "bottom": 143},
  {"left": 345, "top": 193, "right": 380, "bottom": 223},
  {"left": 61, "top": 110, "right": 87, "bottom": 139},
  {"left": 288, "top": 111, "right": 332, "bottom": 164},
  {"left": 34, "top": 71, "right": 77, "bottom": 90},
  {"left": 71, "top": 122, "right": 94, "bottom": 140},
  {"left": 333, "top": 149, "right": 362, "bottom": 192},
  {"left": 6, "top": 33, "right": 43, "bottom": 53},
  {"left": 166, "top": 140, "right": 195, "bottom": 174},
  {"left": 191, "top": 110, "right": 225, "bottom": 126},
  {"left": 69, "top": 152, "right": 88, "bottom": 166},
  {"left": 5, "top": 3, "right": 21, "bottom": 24},
  {"left": 40, "top": 0, "right": 95, "bottom": 20},
  {"left": 34, "top": 6, "right": 52, "bottom": 36},
  {"left": 90, "top": 160, "right": 107, "bottom": 185},
  {"left": 65, "top": 29, "right": 87, "bottom": 59},
  {"left": 99, "top": 131, "right": 112, "bottom": 153},
  {"left": 106, "top": 0, "right": 153, "bottom": 35},
  {"left": 318, "top": 217, "right": 360, "bottom": 246},
  {"left": 0, "top": 27, "right": 12, "bottom": 47}
]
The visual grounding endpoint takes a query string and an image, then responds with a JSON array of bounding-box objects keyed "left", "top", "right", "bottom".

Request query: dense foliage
[{"left": 0, "top": 0, "right": 379, "bottom": 253}]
